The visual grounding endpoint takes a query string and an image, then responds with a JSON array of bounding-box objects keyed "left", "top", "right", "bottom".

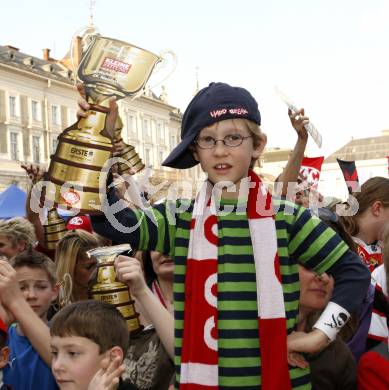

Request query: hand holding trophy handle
[{"left": 76, "top": 83, "right": 118, "bottom": 140}]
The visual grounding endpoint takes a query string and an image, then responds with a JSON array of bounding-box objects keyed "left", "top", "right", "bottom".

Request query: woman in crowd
[
  {"left": 340, "top": 176, "right": 389, "bottom": 272},
  {"left": 293, "top": 264, "right": 357, "bottom": 389},
  {"left": 55, "top": 229, "right": 99, "bottom": 307},
  {"left": 0, "top": 217, "right": 36, "bottom": 260}
]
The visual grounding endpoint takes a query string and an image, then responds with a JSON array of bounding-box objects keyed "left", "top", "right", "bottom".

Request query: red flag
[
  {"left": 337, "top": 158, "right": 359, "bottom": 194},
  {"left": 299, "top": 156, "right": 324, "bottom": 189}
]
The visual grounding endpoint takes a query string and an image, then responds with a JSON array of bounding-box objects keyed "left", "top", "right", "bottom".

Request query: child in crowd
[
  {"left": 0, "top": 249, "right": 59, "bottom": 389},
  {"left": 81, "top": 82, "right": 370, "bottom": 389},
  {"left": 340, "top": 176, "right": 389, "bottom": 272},
  {"left": 0, "top": 320, "right": 10, "bottom": 390},
  {"left": 366, "top": 225, "right": 389, "bottom": 348},
  {"left": 358, "top": 225, "right": 389, "bottom": 388},
  {"left": 0, "top": 217, "right": 36, "bottom": 260},
  {"left": 50, "top": 300, "right": 137, "bottom": 390}
]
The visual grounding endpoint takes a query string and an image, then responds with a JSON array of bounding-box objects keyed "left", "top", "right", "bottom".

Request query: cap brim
[{"left": 162, "top": 133, "right": 199, "bottom": 169}]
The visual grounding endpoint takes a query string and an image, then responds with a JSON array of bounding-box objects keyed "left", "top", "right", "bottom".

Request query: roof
[
  {"left": 262, "top": 148, "right": 291, "bottom": 163},
  {"left": 0, "top": 44, "right": 75, "bottom": 85},
  {"left": 0, "top": 184, "right": 26, "bottom": 219},
  {"left": 324, "top": 134, "right": 389, "bottom": 163}
]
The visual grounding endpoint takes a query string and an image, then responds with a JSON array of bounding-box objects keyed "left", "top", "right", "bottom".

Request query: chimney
[
  {"left": 43, "top": 48, "right": 51, "bottom": 61},
  {"left": 5, "top": 45, "right": 19, "bottom": 51}
]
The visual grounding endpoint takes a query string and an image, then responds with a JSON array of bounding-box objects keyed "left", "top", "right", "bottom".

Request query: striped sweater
[{"left": 92, "top": 194, "right": 370, "bottom": 389}]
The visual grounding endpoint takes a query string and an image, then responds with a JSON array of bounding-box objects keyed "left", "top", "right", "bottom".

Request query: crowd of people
[{"left": 0, "top": 81, "right": 387, "bottom": 390}]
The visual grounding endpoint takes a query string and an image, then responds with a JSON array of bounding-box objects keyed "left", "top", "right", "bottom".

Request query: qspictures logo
[{"left": 101, "top": 57, "right": 132, "bottom": 74}]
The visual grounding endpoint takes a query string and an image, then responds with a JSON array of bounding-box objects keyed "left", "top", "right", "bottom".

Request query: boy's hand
[
  {"left": 288, "top": 108, "right": 309, "bottom": 141},
  {"left": 76, "top": 83, "right": 118, "bottom": 140},
  {"left": 0, "top": 260, "right": 24, "bottom": 310},
  {"left": 88, "top": 355, "right": 125, "bottom": 390},
  {"left": 114, "top": 255, "right": 147, "bottom": 298},
  {"left": 21, "top": 163, "right": 46, "bottom": 184},
  {"left": 287, "top": 329, "right": 330, "bottom": 368}
]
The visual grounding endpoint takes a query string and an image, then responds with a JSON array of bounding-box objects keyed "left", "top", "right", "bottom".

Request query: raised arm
[
  {"left": 115, "top": 255, "right": 174, "bottom": 359},
  {"left": 277, "top": 108, "right": 308, "bottom": 197},
  {"left": 0, "top": 260, "right": 52, "bottom": 365},
  {"left": 21, "top": 163, "right": 46, "bottom": 247}
]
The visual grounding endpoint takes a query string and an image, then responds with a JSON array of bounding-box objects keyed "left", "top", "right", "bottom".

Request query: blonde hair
[
  {"left": 0, "top": 217, "right": 36, "bottom": 248},
  {"left": 55, "top": 229, "right": 99, "bottom": 306},
  {"left": 341, "top": 177, "right": 389, "bottom": 236}
]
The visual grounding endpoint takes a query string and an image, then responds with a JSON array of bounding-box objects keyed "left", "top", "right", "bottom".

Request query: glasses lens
[
  {"left": 197, "top": 136, "right": 215, "bottom": 149},
  {"left": 224, "top": 134, "right": 243, "bottom": 147}
]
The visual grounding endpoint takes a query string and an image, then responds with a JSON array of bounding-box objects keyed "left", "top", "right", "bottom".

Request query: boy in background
[
  {"left": 0, "top": 249, "right": 58, "bottom": 389},
  {"left": 50, "top": 300, "right": 137, "bottom": 390}
]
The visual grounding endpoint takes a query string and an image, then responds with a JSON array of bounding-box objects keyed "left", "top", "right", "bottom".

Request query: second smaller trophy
[{"left": 87, "top": 244, "right": 141, "bottom": 333}]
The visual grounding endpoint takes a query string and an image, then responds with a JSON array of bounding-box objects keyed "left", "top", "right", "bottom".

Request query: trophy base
[
  {"left": 91, "top": 285, "right": 142, "bottom": 333},
  {"left": 46, "top": 180, "right": 105, "bottom": 215}
]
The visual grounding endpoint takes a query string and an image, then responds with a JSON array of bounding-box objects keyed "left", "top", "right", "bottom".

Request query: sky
[{"left": 2, "top": 0, "right": 389, "bottom": 157}]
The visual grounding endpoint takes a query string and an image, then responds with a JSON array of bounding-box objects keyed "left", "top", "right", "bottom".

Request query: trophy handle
[{"left": 144, "top": 49, "right": 177, "bottom": 93}]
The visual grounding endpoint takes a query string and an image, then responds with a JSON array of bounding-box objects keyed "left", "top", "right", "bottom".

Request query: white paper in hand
[{"left": 275, "top": 87, "right": 323, "bottom": 148}]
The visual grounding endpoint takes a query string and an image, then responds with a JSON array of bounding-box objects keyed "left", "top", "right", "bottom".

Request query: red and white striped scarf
[{"left": 179, "top": 170, "right": 291, "bottom": 389}]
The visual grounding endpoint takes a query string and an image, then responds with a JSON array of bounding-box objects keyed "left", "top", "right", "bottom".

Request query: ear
[
  {"left": 252, "top": 133, "right": 267, "bottom": 159},
  {"left": 0, "top": 346, "right": 9, "bottom": 369},
  {"left": 107, "top": 346, "right": 124, "bottom": 363},
  {"left": 51, "top": 283, "right": 60, "bottom": 302},
  {"left": 17, "top": 240, "right": 27, "bottom": 253},
  {"left": 371, "top": 200, "right": 383, "bottom": 217},
  {"left": 190, "top": 145, "right": 199, "bottom": 162}
]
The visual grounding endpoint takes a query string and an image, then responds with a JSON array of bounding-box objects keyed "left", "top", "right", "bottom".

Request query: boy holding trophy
[{"left": 82, "top": 81, "right": 370, "bottom": 390}]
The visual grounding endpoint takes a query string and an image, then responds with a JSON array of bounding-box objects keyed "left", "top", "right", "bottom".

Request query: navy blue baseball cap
[{"left": 162, "top": 82, "right": 261, "bottom": 169}]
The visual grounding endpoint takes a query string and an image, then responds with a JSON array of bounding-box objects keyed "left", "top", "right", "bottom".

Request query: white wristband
[{"left": 313, "top": 301, "right": 350, "bottom": 341}]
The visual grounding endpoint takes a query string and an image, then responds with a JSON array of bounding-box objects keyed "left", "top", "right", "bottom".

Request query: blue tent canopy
[{"left": 0, "top": 184, "right": 27, "bottom": 219}]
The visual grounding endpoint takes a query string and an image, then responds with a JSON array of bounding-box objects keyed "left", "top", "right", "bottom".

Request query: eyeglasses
[{"left": 194, "top": 134, "right": 252, "bottom": 149}]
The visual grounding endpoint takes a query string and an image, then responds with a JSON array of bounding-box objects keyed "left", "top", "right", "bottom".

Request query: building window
[
  {"left": 159, "top": 150, "right": 164, "bottom": 164},
  {"left": 145, "top": 148, "right": 151, "bottom": 166},
  {"left": 127, "top": 113, "right": 136, "bottom": 133},
  {"left": 9, "top": 96, "right": 17, "bottom": 117},
  {"left": 51, "top": 137, "right": 58, "bottom": 154},
  {"left": 52, "top": 105, "right": 60, "bottom": 125},
  {"left": 31, "top": 100, "right": 40, "bottom": 121},
  {"left": 10, "top": 132, "right": 19, "bottom": 160},
  {"left": 32, "top": 136, "right": 40, "bottom": 163},
  {"left": 157, "top": 122, "right": 162, "bottom": 139},
  {"left": 170, "top": 135, "right": 176, "bottom": 148},
  {"left": 143, "top": 118, "right": 151, "bottom": 137},
  {"left": 68, "top": 108, "right": 77, "bottom": 126}
]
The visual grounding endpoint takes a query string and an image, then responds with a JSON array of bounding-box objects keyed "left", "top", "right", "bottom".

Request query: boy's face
[
  {"left": 16, "top": 266, "right": 58, "bottom": 320},
  {"left": 0, "top": 235, "right": 25, "bottom": 259},
  {"left": 193, "top": 119, "right": 265, "bottom": 197},
  {"left": 50, "top": 335, "right": 108, "bottom": 390}
]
